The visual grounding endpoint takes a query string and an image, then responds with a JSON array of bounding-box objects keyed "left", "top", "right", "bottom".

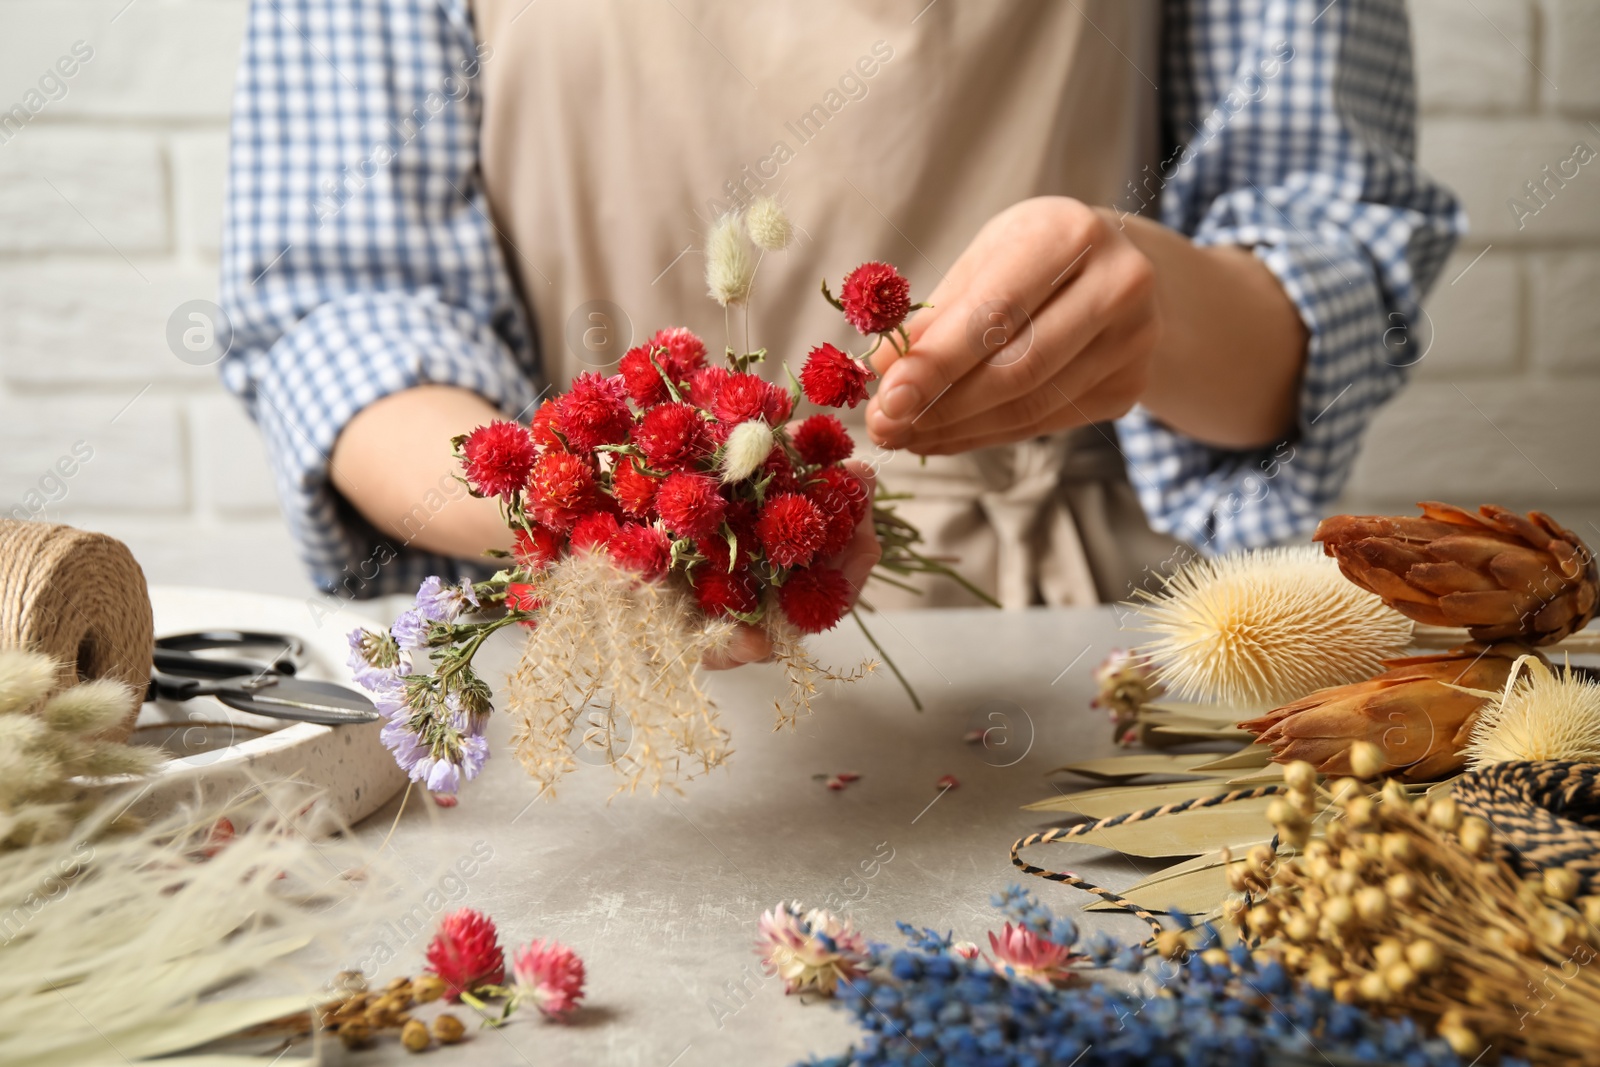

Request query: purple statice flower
[
  {"left": 381, "top": 688, "right": 491, "bottom": 795},
  {"left": 346, "top": 627, "right": 410, "bottom": 689},
  {"left": 414, "top": 576, "right": 479, "bottom": 624},
  {"left": 390, "top": 609, "right": 431, "bottom": 651},
  {"left": 380, "top": 717, "right": 428, "bottom": 776}
]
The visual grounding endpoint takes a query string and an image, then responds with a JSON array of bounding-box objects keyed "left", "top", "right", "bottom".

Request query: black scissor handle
[{"left": 154, "top": 631, "right": 302, "bottom": 676}]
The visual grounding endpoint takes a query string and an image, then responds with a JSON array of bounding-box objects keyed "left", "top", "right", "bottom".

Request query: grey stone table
[{"left": 335, "top": 605, "right": 1182, "bottom": 1066}]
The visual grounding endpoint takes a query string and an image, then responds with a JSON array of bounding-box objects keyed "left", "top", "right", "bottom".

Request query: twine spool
[{"left": 0, "top": 520, "right": 152, "bottom": 741}]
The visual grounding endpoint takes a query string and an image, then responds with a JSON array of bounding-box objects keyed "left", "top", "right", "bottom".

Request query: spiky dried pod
[
  {"left": 1315, "top": 501, "right": 1598, "bottom": 645},
  {"left": 1130, "top": 546, "right": 1413, "bottom": 709},
  {"left": 1466, "top": 656, "right": 1600, "bottom": 766}
]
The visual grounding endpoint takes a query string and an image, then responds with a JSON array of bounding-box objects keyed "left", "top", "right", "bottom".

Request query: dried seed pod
[
  {"left": 338, "top": 1021, "right": 373, "bottom": 1050},
  {"left": 1428, "top": 796, "right": 1460, "bottom": 832},
  {"left": 1285, "top": 761, "right": 1318, "bottom": 792},
  {"left": 1358, "top": 971, "right": 1391, "bottom": 1002},
  {"left": 1349, "top": 741, "right": 1385, "bottom": 780},
  {"left": 1323, "top": 896, "right": 1355, "bottom": 928},
  {"left": 412, "top": 975, "right": 446, "bottom": 1004},
  {"left": 433, "top": 1013, "right": 467, "bottom": 1044},
  {"left": 1155, "top": 930, "right": 1187, "bottom": 959},
  {"left": 1373, "top": 939, "right": 1404, "bottom": 968},
  {"left": 1404, "top": 939, "right": 1442, "bottom": 974},
  {"left": 401, "top": 1018, "right": 431, "bottom": 1052},
  {"left": 1354, "top": 886, "right": 1389, "bottom": 922},
  {"left": 1384, "top": 961, "right": 1418, "bottom": 993},
  {"left": 1545, "top": 867, "right": 1581, "bottom": 903}
]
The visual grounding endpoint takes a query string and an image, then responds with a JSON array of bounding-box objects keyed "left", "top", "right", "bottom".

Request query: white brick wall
[
  {"left": 0, "top": 0, "right": 1596, "bottom": 600},
  {"left": 1350, "top": 0, "right": 1600, "bottom": 537}
]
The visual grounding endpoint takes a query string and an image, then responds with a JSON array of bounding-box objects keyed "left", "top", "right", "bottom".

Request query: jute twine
[
  {"left": 1455, "top": 760, "right": 1600, "bottom": 895},
  {"left": 0, "top": 519, "right": 152, "bottom": 742}
]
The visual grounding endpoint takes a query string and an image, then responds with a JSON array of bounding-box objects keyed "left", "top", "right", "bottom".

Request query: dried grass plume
[
  {"left": 1465, "top": 654, "right": 1600, "bottom": 767},
  {"left": 745, "top": 196, "right": 794, "bottom": 252},
  {"left": 1129, "top": 546, "right": 1414, "bottom": 709},
  {"left": 705, "top": 212, "right": 754, "bottom": 307},
  {"left": 505, "top": 553, "right": 870, "bottom": 798}
]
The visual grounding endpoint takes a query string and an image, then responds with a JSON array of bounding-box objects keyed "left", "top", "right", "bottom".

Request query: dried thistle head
[
  {"left": 705, "top": 213, "right": 754, "bottom": 307},
  {"left": 1465, "top": 655, "right": 1600, "bottom": 767},
  {"left": 1130, "top": 546, "right": 1414, "bottom": 710},
  {"left": 745, "top": 196, "right": 794, "bottom": 252}
]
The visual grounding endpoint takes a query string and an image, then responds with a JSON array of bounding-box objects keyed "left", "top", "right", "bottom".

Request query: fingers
[
  {"left": 702, "top": 624, "right": 774, "bottom": 671},
  {"left": 903, "top": 358, "right": 1150, "bottom": 456},
  {"left": 866, "top": 201, "right": 1100, "bottom": 444}
]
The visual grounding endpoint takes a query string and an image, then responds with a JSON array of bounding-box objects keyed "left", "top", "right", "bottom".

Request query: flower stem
[{"left": 851, "top": 607, "right": 922, "bottom": 712}]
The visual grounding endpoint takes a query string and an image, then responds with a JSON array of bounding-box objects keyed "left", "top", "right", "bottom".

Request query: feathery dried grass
[
  {"left": 0, "top": 650, "right": 157, "bottom": 849},
  {"left": 505, "top": 553, "right": 871, "bottom": 797},
  {"left": 1128, "top": 546, "right": 1414, "bottom": 711},
  {"left": 704, "top": 212, "right": 754, "bottom": 307},
  {"left": 0, "top": 780, "right": 387, "bottom": 1066}
]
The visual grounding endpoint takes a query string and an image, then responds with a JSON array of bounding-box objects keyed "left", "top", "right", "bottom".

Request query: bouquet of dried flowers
[{"left": 348, "top": 199, "right": 990, "bottom": 799}]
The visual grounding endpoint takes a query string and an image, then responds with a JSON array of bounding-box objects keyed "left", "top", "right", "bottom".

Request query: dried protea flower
[
  {"left": 1238, "top": 645, "right": 1526, "bottom": 782},
  {"left": 1465, "top": 655, "right": 1600, "bottom": 767},
  {"left": 745, "top": 196, "right": 794, "bottom": 252},
  {"left": 1130, "top": 546, "right": 1413, "bottom": 710},
  {"left": 1314, "top": 502, "right": 1598, "bottom": 645},
  {"left": 705, "top": 212, "right": 754, "bottom": 307}
]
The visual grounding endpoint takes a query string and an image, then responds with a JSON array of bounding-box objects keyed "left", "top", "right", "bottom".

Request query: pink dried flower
[
  {"left": 986, "top": 922, "right": 1079, "bottom": 986},
  {"left": 756, "top": 902, "right": 868, "bottom": 996},
  {"left": 509, "top": 938, "right": 586, "bottom": 1019}
]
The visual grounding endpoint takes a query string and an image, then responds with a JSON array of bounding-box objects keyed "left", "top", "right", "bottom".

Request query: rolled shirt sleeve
[
  {"left": 1115, "top": 0, "right": 1467, "bottom": 553},
  {"left": 219, "top": 0, "right": 538, "bottom": 596}
]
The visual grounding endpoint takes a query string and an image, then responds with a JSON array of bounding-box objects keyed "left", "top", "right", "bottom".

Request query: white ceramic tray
[{"left": 94, "top": 586, "right": 408, "bottom": 829}]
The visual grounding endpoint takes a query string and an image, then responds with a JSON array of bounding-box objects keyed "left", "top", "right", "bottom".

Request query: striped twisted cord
[{"left": 1010, "top": 784, "right": 1287, "bottom": 940}]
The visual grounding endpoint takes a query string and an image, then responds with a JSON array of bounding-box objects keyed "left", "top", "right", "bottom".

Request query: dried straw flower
[
  {"left": 1466, "top": 654, "right": 1600, "bottom": 767},
  {"left": 1129, "top": 546, "right": 1413, "bottom": 709},
  {"left": 1238, "top": 645, "right": 1523, "bottom": 782},
  {"left": 1315, "top": 501, "right": 1598, "bottom": 645},
  {"left": 705, "top": 212, "right": 754, "bottom": 307},
  {"left": 745, "top": 196, "right": 794, "bottom": 252}
]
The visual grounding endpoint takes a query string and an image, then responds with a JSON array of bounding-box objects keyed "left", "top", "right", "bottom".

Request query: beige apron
[{"left": 470, "top": 0, "right": 1185, "bottom": 608}]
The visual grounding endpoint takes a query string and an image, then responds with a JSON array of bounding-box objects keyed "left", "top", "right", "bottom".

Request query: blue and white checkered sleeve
[
  {"left": 1116, "top": 0, "right": 1466, "bottom": 554},
  {"left": 218, "top": 0, "right": 539, "bottom": 597}
]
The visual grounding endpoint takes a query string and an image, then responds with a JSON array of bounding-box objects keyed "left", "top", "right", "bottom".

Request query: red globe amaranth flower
[
  {"left": 713, "top": 372, "right": 769, "bottom": 425},
  {"left": 686, "top": 366, "right": 730, "bottom": 408},
  {"left": 529, "top": 452, "right": 598, "bottom": 530},
  {"left": 757, "top": 492, "right": 828, "bottom": 568},
  {"left": 513, "top": 524, "right": 565, "bottom": 570},
  {"left": 778, "top": 567, "right": 852, "bottom": 633},
  {"left": 647, "top": 326, "right": 708, "bottom": 382},
  {"left": 800, "top": 344, "right": 873, "bottom": 409},
  {"left": 556, "top": 372, "right": 632, "bottom": 452},
  {"left": 461, "top": 421, "right": 537, "bottom": 499},
  {"left": 808, "top": 465, "right": 870, "bottom": 524},
  {"left": 655, "top": 471, "right": 728, "bottom": 539},
  {"left": 759, "top": 447, "right": 800, "bottom": 497},
  {"left": 694, "top": 567, "right": 760, "bottom": 618},
  {"left": 791, "top": 414, "right": 854, "bottom": 466},
  {"left": 619, "top": 345, "right": 671, "bottom": 407},
  {"left": 569, "top": 511, "right": 621, "bottom": 553},
  {"left": 529, "top": 398, "right": 564, "bottom": 451},
  {"left": 425, "top": 908, "right": 506, "bottom": 1002},
  {"left": 839, "top": 261, "right": 912, "bottom": 335},
  {"left": 611, "top": 456, "right": 660, "bottom": 516},
  {"left": 696, "top": 499, "right": 757, "bottom": 572},
  {"left": 762, "top": 381, "right": 794, "bottom": 426},
  {"left": 608, "top": 523, "right": 672, "bottom": 580},
  {"left": 633, "top": 402, "right": 709, "bottom": 472},
  {"left": 505, "top": 582, "right": 544, "bottom": 618}
]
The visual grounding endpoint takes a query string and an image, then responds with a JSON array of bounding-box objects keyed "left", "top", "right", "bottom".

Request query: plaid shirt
[{"left": 220, "top": 0, "right": 1464, "bottom": 598}]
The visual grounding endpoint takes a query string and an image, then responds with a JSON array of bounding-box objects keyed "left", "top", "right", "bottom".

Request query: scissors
[{"left": 148, "top": 630, "right": 380, "bottom": 727}]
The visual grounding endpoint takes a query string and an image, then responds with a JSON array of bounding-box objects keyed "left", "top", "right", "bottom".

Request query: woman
[{"left": 220, "top": 0, "right": 1462, "bottom": 662}]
